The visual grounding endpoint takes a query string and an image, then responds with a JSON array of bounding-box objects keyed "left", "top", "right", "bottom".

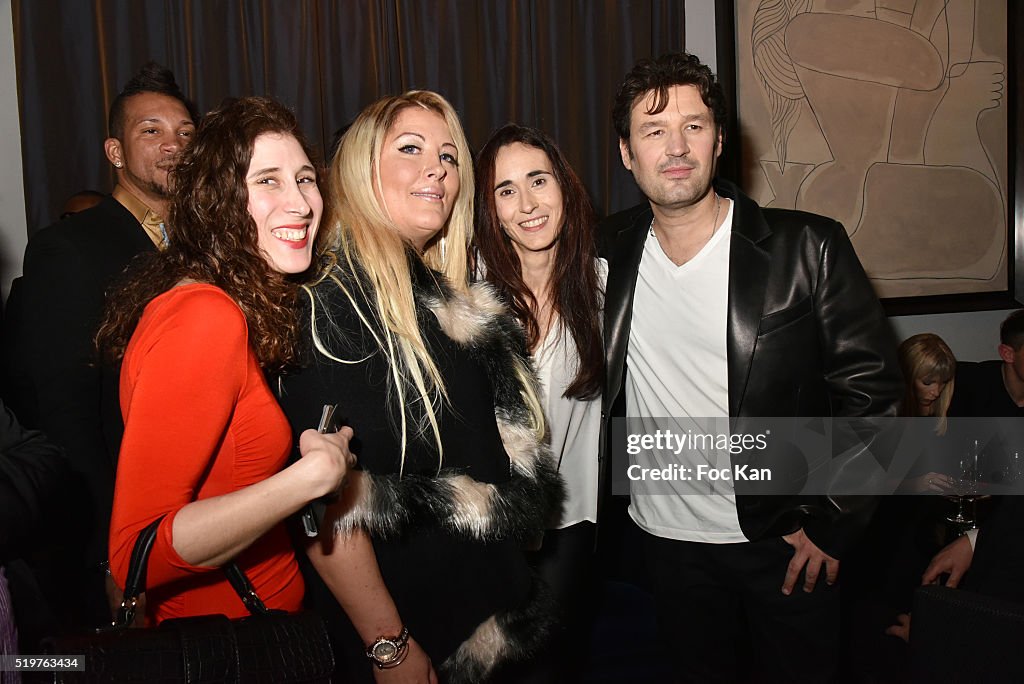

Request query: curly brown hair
[{"left": 96, "top": 96, "right": 321, "bottom": 372}]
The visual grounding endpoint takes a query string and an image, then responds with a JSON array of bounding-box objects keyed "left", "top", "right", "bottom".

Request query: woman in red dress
[{"left": 98, "top": 96, "right": 351, "bottom": 624}]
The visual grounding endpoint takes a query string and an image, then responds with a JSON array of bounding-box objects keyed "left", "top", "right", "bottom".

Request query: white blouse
[{"left": 533, "top": 258, "right": 607, "bottom": 528}]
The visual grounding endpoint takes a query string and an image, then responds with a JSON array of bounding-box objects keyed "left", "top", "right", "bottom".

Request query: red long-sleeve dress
[{"left": 109, "top": 284, "right": 303, "bottom": 624}]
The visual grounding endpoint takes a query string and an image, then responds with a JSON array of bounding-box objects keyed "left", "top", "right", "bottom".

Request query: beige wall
[
  {"left": 0, "top": 0, "right": 26, "bottom": 304},
  {"left": 683, "top": 0, "right": 1012, "bottom": 361}
]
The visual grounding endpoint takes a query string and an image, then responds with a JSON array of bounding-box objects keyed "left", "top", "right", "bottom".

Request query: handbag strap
[
  {"left": 222, "top": 562, "right": 270, "bottom": 615},
  {"left": 114, "top": 515, "right": 271, "bottom": 626},
  {"left": 114, "top": 517, "right": 162, "bottom": 626}
]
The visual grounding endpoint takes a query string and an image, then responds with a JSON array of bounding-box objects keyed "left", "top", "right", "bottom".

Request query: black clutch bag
[{"left": 41, "top": 517, "right": 334, "bottom": 683}]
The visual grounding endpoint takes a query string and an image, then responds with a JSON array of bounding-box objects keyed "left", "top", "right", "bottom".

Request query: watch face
[{"left": 373, "top": 640, "right": 398, "bottom": 662}]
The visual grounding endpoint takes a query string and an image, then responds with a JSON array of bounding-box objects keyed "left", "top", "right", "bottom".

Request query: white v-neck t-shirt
[{"left": 625, "top": 199, "right": 747, "bottom": 543}]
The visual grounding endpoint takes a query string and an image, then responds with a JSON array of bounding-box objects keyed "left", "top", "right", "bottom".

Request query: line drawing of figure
[{"left": 743, "top": 0, "right": 1006, "bottom": 298}]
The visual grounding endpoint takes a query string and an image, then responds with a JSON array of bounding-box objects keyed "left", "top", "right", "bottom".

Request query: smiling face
[
  {"left": 375, "top": 106, "right": 461, "bottom": 250},
  {"left": 619, "top": 83, "right": 722, "bottom": 212},
  {"left": 492, "top": 142, "right": 565, "bottom": 258},
  {"left": 106, "top": 92, "right": 195, "bottom": 205},
  {"left": 247, "top": 132, "right": 323, "bottom": 274}
]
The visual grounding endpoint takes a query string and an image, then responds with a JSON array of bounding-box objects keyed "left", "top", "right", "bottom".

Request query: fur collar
[
  {"left": 325, "top": 268, "right": 564, "bottom": 539},
  {"left": 322, "top": 264, "right": 565, "bottom": 682}
]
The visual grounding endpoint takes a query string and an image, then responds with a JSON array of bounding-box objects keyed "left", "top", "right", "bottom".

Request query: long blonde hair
[
  {"left": 309, "top": 91, "right": 530, "bottom": 474},
  {"left": 898, "top": 333, "right": 956, "bottom": 434}
]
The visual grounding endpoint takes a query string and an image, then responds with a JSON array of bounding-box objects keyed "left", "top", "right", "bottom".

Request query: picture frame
[{"left": 715, "top": 0, "right": 1021, "bottom": 315}]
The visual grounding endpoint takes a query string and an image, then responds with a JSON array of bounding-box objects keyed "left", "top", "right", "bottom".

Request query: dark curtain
[{"left": 14, "top": 0, "right": 685, "bottom": 234}]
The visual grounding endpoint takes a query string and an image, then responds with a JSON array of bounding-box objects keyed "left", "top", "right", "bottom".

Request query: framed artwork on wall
[{"left": 715, "top": 0, "right": 1021, "bottom": 314}]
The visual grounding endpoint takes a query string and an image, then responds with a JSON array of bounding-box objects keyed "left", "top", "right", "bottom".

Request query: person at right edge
[{"left": 600, "top": 52, "right": 901, "bottom": 682}]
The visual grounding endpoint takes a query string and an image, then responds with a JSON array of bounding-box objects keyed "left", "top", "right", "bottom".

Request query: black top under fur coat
[{"left": 279, "top": 256, "right": 564, "bottom": 683}]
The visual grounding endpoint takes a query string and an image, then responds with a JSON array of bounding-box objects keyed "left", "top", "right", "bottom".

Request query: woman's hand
[
  {"left": 165, "top": 427, "right": 355, "bottom": 568},
  {"left": 901, "top": 471, "right": 954, "bottom": 494},
  {"left": 885, "top": 613, "right": 912, "bottom": 643},
  {"left": 105, "top": 573, "right": 146, "bottom": 627},
  {"left": 372, "top": 636, "right": 438, "bottom": 684},
  {"left": 297, "top": 426, "right": 355, "bottom": 499}
]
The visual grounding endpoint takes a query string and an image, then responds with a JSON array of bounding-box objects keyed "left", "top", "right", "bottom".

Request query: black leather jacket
[{"left": 600, "top": 179, "right": 901, "bottom": 558}]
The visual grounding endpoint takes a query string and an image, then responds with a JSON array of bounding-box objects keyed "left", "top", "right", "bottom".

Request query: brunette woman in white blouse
[{"left": 474, "top": 124, "right": 605, "bottom": 683}]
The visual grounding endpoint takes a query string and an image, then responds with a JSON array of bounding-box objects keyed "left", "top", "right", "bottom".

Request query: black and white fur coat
[{"left": 319, "top": 262, "right": 566, "bottom": 683}]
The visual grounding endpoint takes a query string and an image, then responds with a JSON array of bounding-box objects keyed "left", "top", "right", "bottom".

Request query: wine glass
[
  {"left": 1003, "top": 451, "right": 1024, "bottom": 484},
  {"left": 945, "top": 439, "right": 981, "bottom": 529}
]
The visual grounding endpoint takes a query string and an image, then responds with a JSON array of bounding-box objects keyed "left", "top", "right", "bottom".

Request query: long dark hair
[
  {"left": 97, "top": 96, "right": 320, "bottom": 372},
  {"left": 474, "top": 124, "right": 603, "bottom": 400}
]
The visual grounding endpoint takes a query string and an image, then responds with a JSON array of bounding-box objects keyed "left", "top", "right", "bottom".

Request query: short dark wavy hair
[
  {"left": 1001, "top": 310, "right": 1024, "bottom": 349},
  {"left": 97, "top": 96, "right": 320, "bottom": 372},
  {"left": 612, "top": 52, "right": 727, "bottom": 143}
]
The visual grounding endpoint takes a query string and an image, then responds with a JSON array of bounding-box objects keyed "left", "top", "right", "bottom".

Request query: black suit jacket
[
  {"left": 601, "top": 179, "right": 901, "bottom": 557},
  {"left": 949, "top": 360, "right": 1024, "bottom": 418},
  {"left": 0, "top": 399, "right": 71, "bottom": 562},
  {"left": 2, "top": 196, "right": 154, "bottom": 566},
  {"left": 969, "top": 496, "right": 1024, "bottom": 603}
]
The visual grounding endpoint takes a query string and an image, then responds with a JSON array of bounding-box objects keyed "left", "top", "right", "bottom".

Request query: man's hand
[
  {"left": 781, "top": 528, "right": 839, "bottom": 595},
  {"left": 922, "top": 534, "right": 973, "bottom": 588},
  {"left": 883, "top": 536, "right": 975, "bottom": 648}
]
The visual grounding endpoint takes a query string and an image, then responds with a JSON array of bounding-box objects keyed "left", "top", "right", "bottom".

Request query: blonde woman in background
[{"left": 899, "top": 333, "right": 956, "bottom": 432}]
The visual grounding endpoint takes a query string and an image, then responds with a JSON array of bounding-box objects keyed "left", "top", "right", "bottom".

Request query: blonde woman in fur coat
[{"left": 278, "top": 91, "right": 564, "bottom": 684}]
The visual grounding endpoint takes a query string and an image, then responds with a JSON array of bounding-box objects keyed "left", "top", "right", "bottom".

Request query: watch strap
[{"left": 365, "top": 626, "right": 410, "bottom": 668}]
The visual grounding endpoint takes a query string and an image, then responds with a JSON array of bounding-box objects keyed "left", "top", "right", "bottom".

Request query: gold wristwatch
[{"left": 366, "top": 626, "right": 410, "bottom": 669}]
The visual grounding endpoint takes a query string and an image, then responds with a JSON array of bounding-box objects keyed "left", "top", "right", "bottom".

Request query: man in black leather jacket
[{"left": 600, "top": 52, "right": 901, "bottom": 682}]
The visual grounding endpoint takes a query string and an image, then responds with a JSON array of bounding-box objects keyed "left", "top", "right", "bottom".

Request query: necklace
[{"left": 650, "top": 193, "right": 722, "bottom": 246}]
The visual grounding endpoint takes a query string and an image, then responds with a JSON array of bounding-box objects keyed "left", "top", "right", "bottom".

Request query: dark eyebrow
[
  {"left": 134, "top": 117, "right": 195, "bottom": 128},
  {"left": 248, "top": 164, "right": 317, "bottom": 178},
  {"left": 494, "top": 169, "right": 550, "bottom": 191},
  {"left": 637, "top": 120, "right": 664, "bottom": 131}
]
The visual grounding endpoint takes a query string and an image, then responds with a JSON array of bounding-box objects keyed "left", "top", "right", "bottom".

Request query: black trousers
[
  {"left": 643, "top": 530, "right": 839, "bottom": 684},
  {"left": 496, "top": 521, "right": 597, "bottom": 683}
]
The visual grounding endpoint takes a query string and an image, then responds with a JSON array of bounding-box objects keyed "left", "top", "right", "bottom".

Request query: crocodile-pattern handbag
[{"left": 42, "top": 517, "right": 335, "bottom": 683}]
